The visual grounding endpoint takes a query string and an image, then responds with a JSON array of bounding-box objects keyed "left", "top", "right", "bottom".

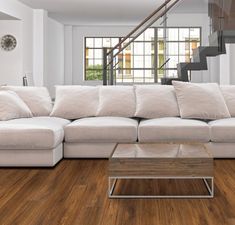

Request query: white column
[
  {"left": 229, "top": 44, "right": 235, "bottom": 84},
  {"left": 64, "top": 25, "right": 73, "bottom": 85},
  {"left": 207, "top": 57, "right": 220, "bottom": 83},
  {"left": 33, "top": 9, "right": 48, "bottom": 86},
  {"left": 219, "top": 44, "right": 231, "bottom": 85}
]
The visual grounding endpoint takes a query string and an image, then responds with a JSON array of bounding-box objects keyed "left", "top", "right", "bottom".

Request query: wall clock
[{"left": 1, "top": 35, "right": 17, "bottom": 51}]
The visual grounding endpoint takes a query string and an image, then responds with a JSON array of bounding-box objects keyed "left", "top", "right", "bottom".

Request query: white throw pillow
[
  {"left": 172, "top": 81, "right": 231, "bottom": 120},
  {"left": 50, "top": 86, "right": 99, "bottom": 119},
  {"left": 97, "top": 86, "right": 136, "bottom": 117},
  {"left": 135, "top": 85, "right": 180, "bottom": 118},
  {"left": 0, "top": 91, "right": 32, "bottom": 121},
  {"left": 1, "top": 86, "right": 52, "bottom": 116},
  {"left": 220, "top": 85, "right": 235, "bottom": 117}
]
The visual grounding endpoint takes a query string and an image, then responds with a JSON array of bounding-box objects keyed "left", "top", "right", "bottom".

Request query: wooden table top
[{"left": 111, "top": 143, "right": 212, "bottom": 159}]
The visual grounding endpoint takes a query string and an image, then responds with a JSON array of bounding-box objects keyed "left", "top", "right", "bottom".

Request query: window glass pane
[
  {"left": 145, "top": 28, "right": 154, "bottom": 41},
  {"left": 94, "top": 38, "right": 102, "bottom": 48},
  {"left": 144, "top": 43, "right": 152, "bottom": 55},
  {"left": 93, "top": 49, "right": 102, "bottom": 58},
  {"left": 134, "top": 56, "right": 144, "bottom": 68},
  {"left": 103, "top": 38, "right": 111, "bottom": 47},
  {"left": 94, "top": 59, "right": 102, "bottom": 67},
  {"left": 157, "top": 69, "right": 164, "bottom": 80},
  {"left": 123, "top": 53, "right": 132, "bottom": 68},
  {"left": 117, "top": 54, "right": 123, "bottom": 69},
  {"left": 145, "top": 70, "right": 152, "bottom": 78},
  {"left": 179, "top": 43, "right": 187, "bottom": 55},
  {"left": 168, "top": 28, "right": 179, "bottom": 41},
  {"left": 123, "top": 69, "right": 133, "bottom": 80},
  {"left": 86, "top": 59, "right": 94, "bottom": 68},
  {"left": 158, "top": 28, "right": 164, "bottom": 38},
  {"left": 181, "top": 42, "right": 190, "bottom": 58},
  {"left": 168, "top": 56, "right": 178, "bottom": 68},
  {"left": 166, "top": 69, "right": 178, "bottom": 78},
  {"left": 145, "top": 56, "right": 153, "bottom": 68},
  {"left": 158, "top": 41, "right": 164, "bottom": 52},
  {"left": 136, "top": 33, "right": 144, "bottom": 41},
  {"left": 190, "top": 28, "right": 200, "bottom": 40},
  {"left": 86, "top": 38, "right": 94, "bottom": 48},
  {"left": 190, "top": 42, "right": 200, "bottom": 54},
  {"left": 145, "top": 77, "right": 154, "bottom": 83},
  {"left": 179, "top": 55, "right": 190, "bottom": 63},
  {"left": 134, "top": 70, "right": 144, "bottom": 78},
  {"left": 147, "top": 70, "right": 155, "bottom": 82},
  {"left": 86, "top": 70, "right": 102, "bottom": 80},
  {"left": 86, "top": 49, "right": 94, "bottom": 58},
  {"left": 134, "top": 42, "right": 144, "bottom": 55},
  {"left": 179, "top": 28, "right": 189, "bottom": 41},
  {"left": 168, "top": 43, "right": 179, "bottom": 55},
  {"left": 111, "top": 38, "right": 119, "bottom": 47}
]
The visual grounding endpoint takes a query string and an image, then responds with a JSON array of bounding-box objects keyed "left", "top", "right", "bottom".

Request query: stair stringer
[{"left": 177, "top": 30, "right": 235, "bottom": 81}]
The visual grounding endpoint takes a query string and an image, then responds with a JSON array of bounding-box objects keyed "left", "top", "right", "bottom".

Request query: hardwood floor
[{"left": 0, "top": 159, "right": 235, "bottom": 225}]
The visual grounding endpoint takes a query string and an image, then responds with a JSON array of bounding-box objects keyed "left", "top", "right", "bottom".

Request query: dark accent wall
[{"left": 209, "top": 0, "right": 235, "bottom": 31}]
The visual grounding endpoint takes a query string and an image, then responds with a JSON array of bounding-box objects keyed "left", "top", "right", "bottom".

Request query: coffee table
[{"left": 108, "top": 143, "right": 214, "bottom": 199}]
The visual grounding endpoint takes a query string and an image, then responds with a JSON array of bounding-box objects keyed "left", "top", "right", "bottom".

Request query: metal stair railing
[{"left": 102, "top": 0, "right": 180, "bottom": 85}]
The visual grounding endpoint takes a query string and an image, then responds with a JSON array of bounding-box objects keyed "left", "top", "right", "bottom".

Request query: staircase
[
  {"left": 102, "top": 0, "right": 180, "bottom": 85},
  {"left": 103, "top": 0, "right": 235, "bottom": 85},
  {"left": 178, "top": 31, "right": 235, "bottom": 82},
  {"left": 162, "top": 0, "right": 235, "bottom": 84}
]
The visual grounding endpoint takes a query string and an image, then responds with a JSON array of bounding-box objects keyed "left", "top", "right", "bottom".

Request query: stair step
[
  {"left": 169, "top": 30, "right": 235, "bottom": 83},
  {"left": 179, "top": 62, "right": 208, "bottom": 71}
]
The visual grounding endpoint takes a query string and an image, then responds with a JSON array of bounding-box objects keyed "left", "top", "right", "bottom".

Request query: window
[
  {"left": 84, "top": 27, "right": 201, "bottom": 83},
  {"left": 85, "top": 38, "right": 120, "bottom": 80},
  {"left": 156, "top": 27, "right": 201, "bottom": 82}
]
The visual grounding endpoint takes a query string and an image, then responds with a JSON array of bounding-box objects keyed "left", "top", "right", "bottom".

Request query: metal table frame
[{"left": 108, "top": 176, "right": 214, "bottom": 199}]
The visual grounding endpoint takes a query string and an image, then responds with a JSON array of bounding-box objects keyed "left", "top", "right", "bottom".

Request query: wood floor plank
[{"left": 0, "top": 159, "right": 235, "bottom": 225}]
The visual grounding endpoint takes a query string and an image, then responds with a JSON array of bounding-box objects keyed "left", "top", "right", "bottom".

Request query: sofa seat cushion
[
  {"left": 0, "top": 117, "right": 70, "bottom": 150},
  {"left": 138, "top": 117, "right": 210, "bottom": 143},
  {"left": 209, "top": 118, "right": 235, "bottom": 142},
  {"left": 65, "top": 117, "right": 138, "bottom": 143}
]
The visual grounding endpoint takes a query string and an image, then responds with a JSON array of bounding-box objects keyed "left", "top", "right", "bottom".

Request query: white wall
[
  {"left": 216, "top": 44, "right": 235, "bottom": 85},
  {"left": 0, "top": 0, "right": 34, "bottom": 84},
  {"left": 64, "top": 13, "right": 212, "bottom": 85},
  {"left": 33, "top": 9, "right": 48, "bottom": 86},
  {"left": 70, "top": 25, "right": 135, "bottom": 85},
  {"left": 155, "top": 13, "right": 211, "bottom": 83},
  {"left": 64, "top": 25, "right": 73, "bottom": 85},
  {"left": 230, "top": 44, "right": 235, "bottom": 85},
  {"left": 33, "top": 10, "right": 64, "bottom": 96},
  {"left": 46, "top": 17, "right": 64, "bottom": 97},
  {"left": 0, "top": 20, "right": 23, "bottom": 85},
  {"left": 0, "top": 1, "right": 65, "bottom": 92}
]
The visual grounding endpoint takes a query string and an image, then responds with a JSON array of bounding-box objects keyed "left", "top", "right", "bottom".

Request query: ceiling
[
  {"left": 0, "top": 12, "right": 19, "bottom": 20},
  {"left": 18, "top": 0, "right": 208, "bottom": 25}
]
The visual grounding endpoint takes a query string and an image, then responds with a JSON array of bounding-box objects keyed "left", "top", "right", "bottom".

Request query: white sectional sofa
[{"left": 0, "top": 82, "right": 235, "bottom": 167}]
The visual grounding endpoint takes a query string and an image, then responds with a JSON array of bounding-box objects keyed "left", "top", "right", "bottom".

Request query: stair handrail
[
  {"left": 106, "top": 0, "right": 180, "bottom": 65},
  {"left": 103, "top": 0, "right": 180, "bottom": 85}
]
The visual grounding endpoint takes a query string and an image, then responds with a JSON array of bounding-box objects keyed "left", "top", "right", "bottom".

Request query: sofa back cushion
[
  {"left": 97, "top": 86, "right": 136, "bottom": 117},
  {"left": 50, "top": 86, "right": 99, "bottom": 119},
  {"left": 135, "top": 85, "right": 180, "bottom": 118},
  {"left": 220, "top": 85, "right": 235, "bottom": 117},
  {"left": 173, "top": 81, "right": 231, "bottom": 120},
  {"left": 1, "top": 86, "right": 52, "bottom": 116},
  {"left": 0, "top": 91, "right": 32, "bottom": 121}
]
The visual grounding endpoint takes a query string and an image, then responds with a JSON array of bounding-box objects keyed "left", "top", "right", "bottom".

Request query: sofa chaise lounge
[{"left": 0, "top": 82, "right": 235, "bottom": 167}]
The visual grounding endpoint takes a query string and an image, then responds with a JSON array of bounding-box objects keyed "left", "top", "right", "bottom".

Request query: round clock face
[{"left": 1, "top": 35, "right": 17, "bottom": 51}]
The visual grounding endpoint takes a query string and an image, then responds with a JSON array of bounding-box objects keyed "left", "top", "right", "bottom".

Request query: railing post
[
  {"left": 109, "top": 51, "right": 114, "bottom": 85},
  {"left": 103, "top": 48, "right": 108, "bottom": 85}
]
